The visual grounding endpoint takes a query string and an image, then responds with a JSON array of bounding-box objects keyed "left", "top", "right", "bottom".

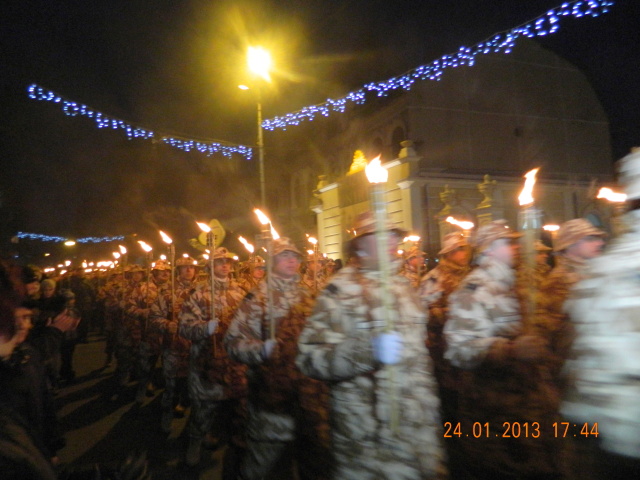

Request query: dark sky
[{"left": 1, "top": 0, "right": 639, "bottom": 262}]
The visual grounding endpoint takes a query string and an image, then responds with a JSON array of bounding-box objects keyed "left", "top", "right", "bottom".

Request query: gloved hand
[
  {"left": 207, "top": 320, "right": 218, "bottom": 335},
  {"left": 372, "top": 331, "right": 404, "bottom": 365},
  {"left": 262, "top": 339, "right": 278, "bottom": 360}
]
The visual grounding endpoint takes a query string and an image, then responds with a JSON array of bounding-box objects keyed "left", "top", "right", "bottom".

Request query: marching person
[
  {"left": 444, "top": 220, "right": 568, "bottom": 479},
  {"left": 149, "top": 256, "right": 199, "bottom": 432},
  {"left": 419, "top": 233, "right": 471, "bottom": 419},
  {"left": 560, "top": 148, "right": 640, "bottom": 479},
  {"left": 300, "top": 252, "right": 327, "bottom": 295},
  {"left": 530, "top": 219, "right": 605, "bottom": 388},
  {"left": 225, "top": 237, "right": 326, "bottom": 480},
  {"left": 400, "top": 245, "right": 426, "bottom": 289},
  {"left": 297, "top": 212, "right": 447, "bottom": 480},
  {"left": 127, "top": 260, "right": 171, "bottom": 403},
  {"left": 180, "top": 247, "right": 247, "bottom": 472},
  {"left": 238, "top": 256, "right": 266, "bottom": 294}
]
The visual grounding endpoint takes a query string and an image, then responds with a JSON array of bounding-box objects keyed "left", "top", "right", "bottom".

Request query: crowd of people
[{"left": 2, "top": 151, "right": 640, "bottom": 480}]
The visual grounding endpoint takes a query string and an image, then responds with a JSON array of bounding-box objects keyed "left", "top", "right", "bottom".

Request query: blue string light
[
  {"left": 27, "top": 85, "right": 253, "bottom": 161},
  {"left": 262, "top": 0, "right": 615, "bottom": 131},
  {"left": 17, "top": 232, "right": 125, "bottom": 243}
]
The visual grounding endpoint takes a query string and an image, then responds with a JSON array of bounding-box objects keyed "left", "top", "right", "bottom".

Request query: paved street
[{"left": 55, "top": 333, "right": 224, "bottom": 479}]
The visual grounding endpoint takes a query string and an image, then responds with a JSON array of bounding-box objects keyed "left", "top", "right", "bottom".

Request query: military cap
[
  {"left": 438, "top": 232, "right": 469, "bottom": 255},
  {"left": 127, "top": 264, "right": 145, "bottom": 273},
  {"left": 350, "top": 211, "right": 407, "bottom": 240},
  {"left": 553, "top": 219, "right": 606, "bottom": 252},
  {"left": 472, "top": 220, "right": 521, "bottom": 253},
  {"left": 270, "top": 237, "right": 302, "bottom": 257},
  {"left": 152, "top": 260, "right": 172, "bottom": 271},
  {"left": 175, "top": 256, "right": 199, "bottom": 267},
  {"left": 618, "top": 147, "right": 640, "bottom": 200},
  {"left": 306, "top": 252, "right": 326, "bottom": 263},
  {"left": 213, "top": 247, "right": 236, "bottom": 261},
  {"left": 404, "top": 246, "right": 426, "bottom": 261},
  {"left": 250, "top": 255, "right": 266, "bottom": 267}
]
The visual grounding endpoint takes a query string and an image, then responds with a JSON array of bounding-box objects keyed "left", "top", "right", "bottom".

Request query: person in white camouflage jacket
[
  {"left": 444, "top": 220, "right": 569, "bottom": 479},
  {"left": 297, "top": 212, "right": 448, "bottom": 480},
  {"left": 225, "top": 237, "right": 326, "bottom": 480}
]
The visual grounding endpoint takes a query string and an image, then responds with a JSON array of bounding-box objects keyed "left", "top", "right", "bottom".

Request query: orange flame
[
  {"left": 364, "top": 155, "right": 388, "bottom": 184},
  {"left": 238, "top": 236, "right": 255, "bottom": 254},
  {"left": 518, "top": 168, "right": 539, "bottom": 206},
  {"left": 446, "top": 216, "right": 475, "bottom": 230},
  {"left": 159, "top": 230, "right": 173, "bottom": 244},
  {"left": 254, "top": 208, "right": 270, "bottom": 225},
  {"left": 597, "top": 187, "right": 627, "bottom": 203}
]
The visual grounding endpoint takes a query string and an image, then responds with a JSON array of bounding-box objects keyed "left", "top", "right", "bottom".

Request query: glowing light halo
[{"left": 262, "top": 0, "right": 615, "bottom": 131}]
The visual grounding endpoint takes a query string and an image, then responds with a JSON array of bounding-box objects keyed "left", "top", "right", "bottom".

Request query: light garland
[
  {"left": 27, "top": 84, "right": 253, "bottom": 161},
  {"left": 17, "top": 232, "right": 125, "bottom": 243},
  {"left": 262, "top": 0, "right": 615, "bottom": 131}
]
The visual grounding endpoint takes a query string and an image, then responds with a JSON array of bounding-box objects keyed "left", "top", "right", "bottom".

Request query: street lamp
[{"left": 244, "top": 46, "right": 272, "bottom": 209}]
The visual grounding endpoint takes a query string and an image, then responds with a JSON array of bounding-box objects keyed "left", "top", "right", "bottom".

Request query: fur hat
[
  {"left": 553, "top": 219, "right": 606, "bottom": 252},
  {"left": 472, "top": 220, "right": 521, "bottom": 253}
]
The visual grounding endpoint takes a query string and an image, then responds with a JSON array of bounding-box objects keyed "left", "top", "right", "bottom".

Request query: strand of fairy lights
[
  {"left": 17, "top": 232, "right": 125, "bottom": 243},
  {"left": 262, "top": 0, "right": 615, "bottom": 131},
  {"left": 26, "top": 85, "right": 253, "bottom": 161}
]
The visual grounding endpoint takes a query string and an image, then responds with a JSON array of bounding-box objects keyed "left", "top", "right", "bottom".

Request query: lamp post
[{"left": 243, "top": 46, "right": 272, "bottom": 209}]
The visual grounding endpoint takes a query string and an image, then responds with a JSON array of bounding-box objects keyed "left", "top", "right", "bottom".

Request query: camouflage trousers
[
  {"left": 137, "top": 341, "right": 160, "bottom": 388},
  {"left": 114, "top": 328, "right": 138, "bottom": 386},
  {"left": 187, "top": 396, "right": 246, "bottom": 445},
  {"left": 161, "top": 349, "right": 189, "bottom": 409}
]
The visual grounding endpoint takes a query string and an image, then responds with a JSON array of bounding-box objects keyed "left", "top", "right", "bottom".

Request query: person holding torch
[{"left": 297, "top": 211, "right": 447, "bottom": 480}]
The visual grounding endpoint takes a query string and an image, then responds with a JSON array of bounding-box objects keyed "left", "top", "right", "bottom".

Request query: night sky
[{"left": 1, "top": 0, "right": 639, "bottom": 263}]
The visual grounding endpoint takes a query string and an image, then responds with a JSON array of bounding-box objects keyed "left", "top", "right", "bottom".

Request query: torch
[
  {"left": 308, "top": 236, "right": 318, "bottom": 291},
  {"left": 446, "top": 216, "right": 475, "bottom": 238},
  {"left": 159, "top": 231, "right": 175, "bottom": 322},
  {"left": 254, "top": 208, "right": 276, "bottom": 340},
  {"left": 197, "top": 222, "right": 217, "bottom": 328},
  {"left": 597, "top": 187, "right": 628, "bottom": 237},
  {"left": 364, "top": 155, "right": 399, "bottom": 433},
  {"left": 517, "top": 168, "right": 541, "bottom": 320}
]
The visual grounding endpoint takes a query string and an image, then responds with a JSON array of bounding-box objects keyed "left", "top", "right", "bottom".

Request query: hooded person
[{"left": 296, "top": 211, "right": 447, "bottom": 480}]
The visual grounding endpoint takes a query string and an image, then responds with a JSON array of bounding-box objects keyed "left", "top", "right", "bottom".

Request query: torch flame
[
  {"left": 254, "top": 208, "right": 270, "bottom": 225},
  {"left": 364, "top": 155, "right": 388, "bottom": 184},
  {"left": 118, "top": 245, "right": 127, "bottom": 255},
  {"left": 308, "top": 236, "right": 317, "bottom": 245},
  {"left": 597, "top": 187, "right": 627, "bottom": 203},
  {"left": 138, "top": 240, "right": 152, "bottom": 252},
  {"left": 159, "top": 230, "right": 173, "bottom": 244},
  {"left": 112, "top": 252, "right": 120, "bottom": 259},
  {"left": 196, "top": 222, "right": 211, "bottom": 233},
  {"left": 270, "top": 225, "right": 280, "bottom": 240},
  {"left": 518, "top": 168, "right": 540, "bottom": 206},
  {"left": 238, "top": 236, "right": 255, "bottom": 254},
  {"left": 543, "top": 224, "right": 560, "bottom": 232},
  {"left": 404, "top": 235, "right": 421, "bottom": 242},
  {"left": 446, "top": 216, "right": 475, "bottom": 230}
]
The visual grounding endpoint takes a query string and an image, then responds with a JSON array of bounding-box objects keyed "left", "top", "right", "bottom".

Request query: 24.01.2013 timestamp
[{"left": 443, "top": 421, "right": 599, "bottom": 438}]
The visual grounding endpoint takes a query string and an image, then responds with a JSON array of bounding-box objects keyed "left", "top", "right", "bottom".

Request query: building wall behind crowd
[{"left": 266, "top": 38, "right": 614, "bottom": 249}]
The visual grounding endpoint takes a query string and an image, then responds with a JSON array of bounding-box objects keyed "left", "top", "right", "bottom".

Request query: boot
[{"left": 185, "top": 437, "right": 202, "bottom": 466}]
